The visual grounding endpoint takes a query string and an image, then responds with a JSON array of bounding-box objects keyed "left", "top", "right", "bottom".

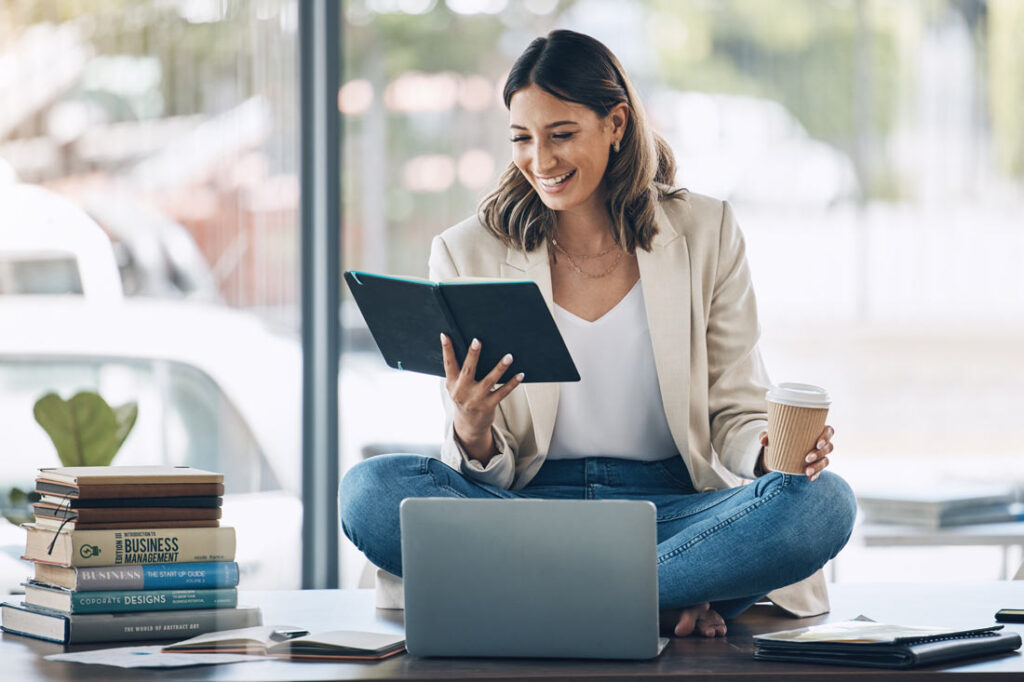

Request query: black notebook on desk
[
  {"left": 753, "top": 618, "right": 1022, "bottom": 669},
  {"left": 344, "top": 270, "right": 579, "bottom": 384}
]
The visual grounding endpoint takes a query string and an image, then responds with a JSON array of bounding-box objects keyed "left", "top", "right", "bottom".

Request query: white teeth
[{"left": 538, "top": 170, "right": 574, "bottom": 186}]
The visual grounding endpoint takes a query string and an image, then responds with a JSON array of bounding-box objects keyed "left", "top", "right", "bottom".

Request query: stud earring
[{"left": 612, "top": 140, "right": 621, "bottom": 153}]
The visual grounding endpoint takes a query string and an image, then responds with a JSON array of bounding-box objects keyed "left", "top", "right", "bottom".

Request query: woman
[{"left": 340, "top": 29, "right": 856, "bottom": 638}]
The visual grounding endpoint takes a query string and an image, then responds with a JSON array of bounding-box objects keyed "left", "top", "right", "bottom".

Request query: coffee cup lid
[{"left": 766, "top": 383, "right": 831, "bottom": 408}]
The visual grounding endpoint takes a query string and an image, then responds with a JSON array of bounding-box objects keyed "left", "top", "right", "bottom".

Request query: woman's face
[{"left": 508, "top": 84, "right": 623, "bottom": 214}]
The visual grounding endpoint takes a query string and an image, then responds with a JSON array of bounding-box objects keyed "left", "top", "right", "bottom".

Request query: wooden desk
[{"left": 3, "top": 583, "right": 1023, "bottom": 680}]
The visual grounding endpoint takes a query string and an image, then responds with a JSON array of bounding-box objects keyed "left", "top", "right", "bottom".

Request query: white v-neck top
[{"left": 547, "top": 279, "right": 680, "bottom": 461}]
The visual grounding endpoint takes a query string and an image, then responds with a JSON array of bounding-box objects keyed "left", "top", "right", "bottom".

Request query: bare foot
[
  {"left": 694, "top": 607, "right": 727, "bottom": 637},
  {"left": 660, "top": 603, "right": 726, "bottom": 637}
]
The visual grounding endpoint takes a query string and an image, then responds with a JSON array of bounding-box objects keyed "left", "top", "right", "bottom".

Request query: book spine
[
  {"left": 72, "top": 527, "right": 235, "bottom": 567},
  {"left": 67, "top": 606, "right": 262, "bottom": 643},
  {"left": 68, "top": 562, "right": 239, "bottom": 591},
  {"left": 142, "top": 561, "right": 239, "bottom": 590},
  {"left": 434, "top": 286, "right": 469, "bottom": 364},
  {"left": 67, "top": 588, "right": 237, "bottom": 614}
]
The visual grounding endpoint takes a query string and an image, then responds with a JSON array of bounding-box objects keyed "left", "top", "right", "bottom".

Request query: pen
[{"left": 270, "top": 627, "right": 309, "bottom": 641}]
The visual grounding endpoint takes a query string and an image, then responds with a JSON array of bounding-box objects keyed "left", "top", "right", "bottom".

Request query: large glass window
[
  {"left": 4, "top": 0, "right": 1022, "bottom": 592},
  {"left": 0, "top": 0, "right": 302, "bottom": 592},
  {"left": 339, "top": 1, "right": 1024, "bottom": 585}
]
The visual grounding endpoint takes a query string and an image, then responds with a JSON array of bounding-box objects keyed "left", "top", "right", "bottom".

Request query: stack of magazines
[
  {"left": 1, "top": 466, "right": 261, "bottom": 644},
  {"left": 857, "top": 482, "right": 1024, "bottom": 528}
]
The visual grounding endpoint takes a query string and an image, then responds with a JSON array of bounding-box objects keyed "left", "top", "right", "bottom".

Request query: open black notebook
[
  {"left": 344, "top": 270, "right": 579, "bottom": 384},
  {"left": 753, "top": 618, "right": 1022, "bottom": 669}
]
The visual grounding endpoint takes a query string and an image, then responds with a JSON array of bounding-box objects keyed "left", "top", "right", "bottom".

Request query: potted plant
[{"left": 1, "top": 391, "right": 137, "bottom": 526}]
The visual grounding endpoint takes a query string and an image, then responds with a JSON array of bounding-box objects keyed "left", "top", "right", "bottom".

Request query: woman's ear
[{"left": 608, "top": 102, "right": 629, "bottom": 140}]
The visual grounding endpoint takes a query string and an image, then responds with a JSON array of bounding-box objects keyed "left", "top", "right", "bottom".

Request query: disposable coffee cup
[{"left": 765, "top": 383, "right": 831, "bottom": 475}]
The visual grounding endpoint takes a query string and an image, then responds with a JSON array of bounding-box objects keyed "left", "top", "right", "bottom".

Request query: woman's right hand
[{"left": 441, "top": 333, "right": 525, "bottom": 463}]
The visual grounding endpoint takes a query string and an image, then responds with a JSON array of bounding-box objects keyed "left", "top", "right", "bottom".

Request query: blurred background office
[{"left": 1, "top": 0, "right": 1022, "bottom": 593}]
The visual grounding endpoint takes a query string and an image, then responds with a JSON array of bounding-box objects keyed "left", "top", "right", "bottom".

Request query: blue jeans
[{"left": 339, "top": 454, "right": 856, "bottom": 619}]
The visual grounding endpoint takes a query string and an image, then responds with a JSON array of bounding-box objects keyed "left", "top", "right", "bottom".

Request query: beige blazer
[{"left": 427, "top": 190, "right": 828, "bottom": 618}]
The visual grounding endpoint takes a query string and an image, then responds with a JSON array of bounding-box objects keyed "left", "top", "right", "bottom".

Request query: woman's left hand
[{"left": 758, "top": 425, "right": 835, "bottom": 482}]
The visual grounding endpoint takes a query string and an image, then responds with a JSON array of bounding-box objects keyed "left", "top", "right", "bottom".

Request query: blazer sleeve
[
  {"left": 705, "top": 201, "right": 771, "bottom": 479},
  {"left": 427, "top": 235, "right": 518, "bottom": 489}
]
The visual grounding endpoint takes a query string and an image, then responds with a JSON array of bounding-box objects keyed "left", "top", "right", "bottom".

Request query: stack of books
[
  {"left": 1, "top": 466, "right": 261, "bottom": 644},
  {"left": 857, "top": 482, "right": 1024, "bottom": 528}
]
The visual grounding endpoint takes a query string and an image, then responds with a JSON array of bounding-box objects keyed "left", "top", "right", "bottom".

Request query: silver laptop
[{"left": 400, "top": 498, "right": 669, "bottom": 659}]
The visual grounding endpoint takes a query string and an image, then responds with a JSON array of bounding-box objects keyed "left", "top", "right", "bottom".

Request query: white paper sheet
[
  {"left": 45, "top": 645, "right": 269, "bottom": 668},
  {"left": 756, "top": 616, "right": 978, "bottom": 644}
]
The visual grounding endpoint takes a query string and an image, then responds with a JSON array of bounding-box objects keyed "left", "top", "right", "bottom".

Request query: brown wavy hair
[{"left": 478, "top": 29, "right": 682, "bottom": 254}]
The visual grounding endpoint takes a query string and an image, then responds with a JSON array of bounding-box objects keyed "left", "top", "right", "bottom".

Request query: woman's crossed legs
[{"left": 339, "top": 454, "right": 856, "bottom": 636}]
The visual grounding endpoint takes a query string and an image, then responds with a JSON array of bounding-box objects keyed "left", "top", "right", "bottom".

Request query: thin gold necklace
[
  {"left": 551, "top": 238, "right": 617, "bottom": 260},
  {"left": 550, "top": 238, "right": 624, "bottom": 279}
]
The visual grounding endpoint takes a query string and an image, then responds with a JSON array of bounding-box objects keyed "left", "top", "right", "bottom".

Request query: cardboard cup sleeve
[{"left": 766, "top": 402, "right": 829, "bottom": 475}]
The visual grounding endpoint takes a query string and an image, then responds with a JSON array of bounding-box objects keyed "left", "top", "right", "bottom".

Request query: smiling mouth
[{"left": 537, "top": 169, "right": 576, "bottom": 188}]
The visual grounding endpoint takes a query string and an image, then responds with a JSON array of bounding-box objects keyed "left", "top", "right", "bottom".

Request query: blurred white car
[
  {"left": 1, "top": 181, "right": 304, "bottom": 593},
  {"left": 0, "top": 183, "right": 122, "bottom": 299},
  {"left": 79, "top": 191, "right": 222, "bottom": 302},
  {"left": 0, "top": 297, "right": 303, "bottom": 594},
  {"left": 0, "top": 182, "right": 220, "bottom": 302}
]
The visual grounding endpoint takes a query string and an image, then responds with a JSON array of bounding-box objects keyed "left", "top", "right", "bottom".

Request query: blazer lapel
[
  {"left": 637, "top": 203, "right": 692, "bottom": 463},
  {"left": 501, "top": 241, "right": 559, "bottom": 456}
]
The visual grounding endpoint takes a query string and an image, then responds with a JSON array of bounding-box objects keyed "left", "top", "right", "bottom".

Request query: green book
[{"left": 22, "top": 582, "right": 237, "bottom": 614}]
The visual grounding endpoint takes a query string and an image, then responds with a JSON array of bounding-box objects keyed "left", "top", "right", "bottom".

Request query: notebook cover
[
  {"left": 345, "top": 271, "right": 461, "bottom": 377},
  {"left": 345, "top": 270, "right": 579, "bottom": 383},
  {"left": 754, "top": 628, "right": 1022, "bottom": 669},
  {"left": 439, "top": 280, "right": 579, "bottom": 383},
  {"left": 163, "top": 625, "right": 405, "bottom": 660},
  {"left": 268, "top": 648, "right": 406, "bottom": 661},
  {"left": 267, "top": 629, "right": 406, "bottom": 657}
]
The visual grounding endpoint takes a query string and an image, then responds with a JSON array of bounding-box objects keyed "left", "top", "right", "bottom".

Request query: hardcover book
[
  {"left": 1, "top": 601, "right": 261, "bottom": 644},
  {"left": 37, "top": 495, "right": 223, "bottom": 509},
  {"left": 164, "top": 624, "right": 406, "bottom": 661},
  {"left": 34, "top": 561, "right": 240, "bottom": 592},
  {"left": 33, "top": 504, "right": 223, "bottom": 524},
  {"left": 344, "top": 270, "right": 579, "bottom": 384},
  {"left": 32, "top": 518, "right": 220, "bottom": 532},
  {"left": 37, "top": 466, "right": 223, "bottom": 487},
  {"left": 35, "top": 481, "right": 225, "bottom": 500},
  {"left": 23, "top": 583, "right": 237, "bottom": 614},
  {"left": 22, "top": 524, "right": 236, "bottom": 567}
]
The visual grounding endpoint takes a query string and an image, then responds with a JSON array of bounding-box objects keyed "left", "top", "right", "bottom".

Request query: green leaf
[
  {"left": 112, "top": 402, "right": 139, "bottom": 457},
  {"left": 5, "top": 487, "right": 36, "bottom": 526},
  {"left": 8, "top": 487, "right": 29, "bottom": 506},
  {"left": 33, "top": 393, "right": 83, "bottom": 466},
  {"left": 33, "top": 392, "right": 138, "bottom": 467}
]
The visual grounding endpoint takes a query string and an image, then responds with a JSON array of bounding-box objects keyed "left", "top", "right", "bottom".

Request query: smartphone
[{"left": 995, "top": 609, "right": 1024, "bottom": 623}]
